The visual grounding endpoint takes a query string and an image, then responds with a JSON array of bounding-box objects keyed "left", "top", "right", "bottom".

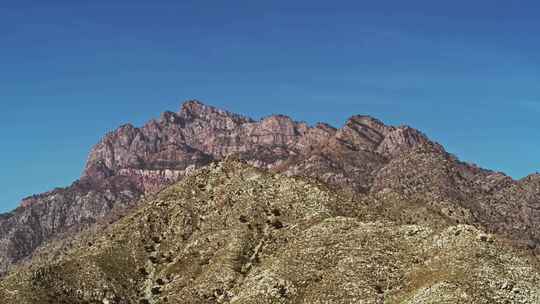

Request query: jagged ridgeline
[
  {"left": 2, "top": 161, "right": 539, "bottom": 303},
  {"left": 1, "top": 100, "right": 540, "bottom": 303},
  {"left": 1, "top": 100, "right": 445, "bottom": 276}
]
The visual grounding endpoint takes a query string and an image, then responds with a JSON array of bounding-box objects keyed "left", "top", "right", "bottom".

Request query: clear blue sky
[{"left": 1, "top": 0, "right": 540, "bottom": 212}]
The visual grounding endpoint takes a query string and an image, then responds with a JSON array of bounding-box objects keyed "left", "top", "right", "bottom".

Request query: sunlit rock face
[{"left": 1, "top": 99, "right": 539, "bottom": 279}]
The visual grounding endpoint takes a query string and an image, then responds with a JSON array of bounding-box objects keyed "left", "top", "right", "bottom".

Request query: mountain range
[{"left": 1, "top": 100, "right": 539, "bottom": 303}]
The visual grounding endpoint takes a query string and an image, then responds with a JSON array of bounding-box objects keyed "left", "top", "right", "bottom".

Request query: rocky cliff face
[
  {"left": 0, "top": 100, "right": 539, "bottom": 278},
  {"left": 83, "top": 100, "right": 441, "bottom": 194},
  {"left": 0, "top": 176, "right": 142, "bottom": 275}
]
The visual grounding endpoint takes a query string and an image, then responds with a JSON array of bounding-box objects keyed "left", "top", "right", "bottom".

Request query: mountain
[
  {"left": 2, "top": 161, "right": 539, "bottom": 303},
  {"left": 0, "top": 99, "right": 538, "bottom": 279}
]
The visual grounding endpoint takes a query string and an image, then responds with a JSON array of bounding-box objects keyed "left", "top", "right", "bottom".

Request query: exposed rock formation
[
  {"left": 0, "top": 99, "right": 539, "bottom": 279},
  {"left": 83, "top": 100, "right": 441, "bottom": 194},
  {"left": 0, "top": 176, "right": 141, "bottom": 275}
]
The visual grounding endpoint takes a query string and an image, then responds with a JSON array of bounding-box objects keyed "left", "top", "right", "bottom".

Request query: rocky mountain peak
[
  {"left": 178, "top": 99, "right": 253, "bottom": 126},
  {"left": 345, "top": 115, "right": 392, "bottom": 135},
  {"left": 257, "top": 114, "right": 306, "bottom": 137},
  {"left": 3, "top": 99, "right": 540, "bottom": 282}
]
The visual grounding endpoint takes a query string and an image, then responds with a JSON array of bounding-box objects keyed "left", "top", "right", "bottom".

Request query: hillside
[{"left": 2, "top": 160, "right": 539, "bottom": 303}]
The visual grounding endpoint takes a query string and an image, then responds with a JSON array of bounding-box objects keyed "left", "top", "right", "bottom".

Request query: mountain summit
[{"left": 0, "top": 100, "right": 538, "bottom": 280}]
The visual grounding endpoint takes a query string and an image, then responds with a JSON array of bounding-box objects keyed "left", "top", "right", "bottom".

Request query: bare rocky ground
[{"left": 1, "top": 161, "right": 539, "bottom": 303}]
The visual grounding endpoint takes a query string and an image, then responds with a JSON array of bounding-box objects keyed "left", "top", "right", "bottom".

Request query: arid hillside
[{"left": 2, "top": 161, "right": 540, "bottom": 303}]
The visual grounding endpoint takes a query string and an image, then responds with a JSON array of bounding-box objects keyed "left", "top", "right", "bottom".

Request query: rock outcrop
[{"left": 83, "top": 100, "right": 440, "bottom": 194}]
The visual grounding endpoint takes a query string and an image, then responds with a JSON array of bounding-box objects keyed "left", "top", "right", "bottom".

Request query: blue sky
[{"left": 1, "top": 1, "right": 540, "bottom": 212}]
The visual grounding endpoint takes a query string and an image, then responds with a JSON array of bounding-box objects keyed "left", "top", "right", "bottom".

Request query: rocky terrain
[
  {"left": 1, "top": 161, "right": 539, "bottom": 303},
  {"left": 1, "top": 100, "right": 444, "bottom": 275},
  {"left": 1, "top": 100, "right": 540, "bottom": 302}
]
